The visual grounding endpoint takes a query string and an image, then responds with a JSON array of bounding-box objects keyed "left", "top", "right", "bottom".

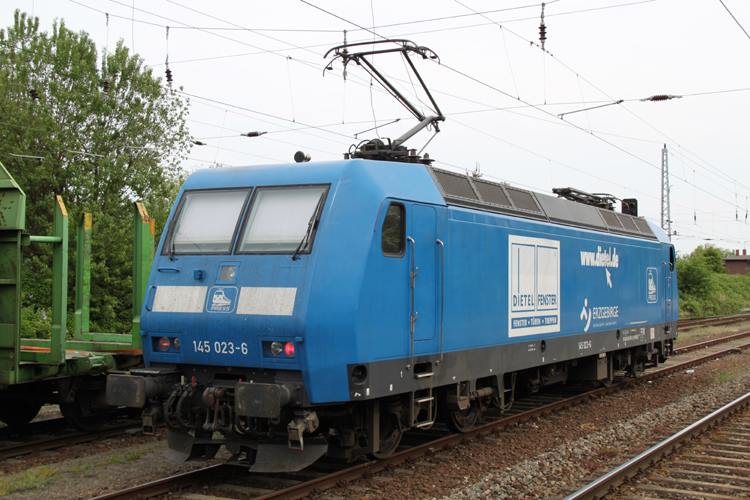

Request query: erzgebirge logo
[{"left": 580, "top": 298, "right": 592, "bottom": 332}]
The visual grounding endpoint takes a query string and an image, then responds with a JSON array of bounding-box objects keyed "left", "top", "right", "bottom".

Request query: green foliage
[
  {"left": 20, "top": 304, "right": 51, "bottom": 339},
  {"left": 676, "top": 251, "right": 713, "bottom": 298},
  {"left": 0, "top": 11, "right": 191, "bottom": 333},
  {"left": 691, "top": 245, "right": 728, "bottom": 274},
  {"left": 677, "top": 244, "right": 750, "bottom": 317}
]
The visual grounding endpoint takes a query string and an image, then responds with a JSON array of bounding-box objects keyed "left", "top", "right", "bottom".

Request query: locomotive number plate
[{"left": 192, "top": 340, "right": 248, "bottom": 355}]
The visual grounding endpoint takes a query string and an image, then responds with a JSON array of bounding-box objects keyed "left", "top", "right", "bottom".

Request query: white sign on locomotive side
[{"left": 508, "top": 235, "right": 561, "bottom": 337}]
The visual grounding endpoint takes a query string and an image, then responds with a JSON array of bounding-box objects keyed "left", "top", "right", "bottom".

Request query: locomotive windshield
[
  {"left": 167, "top": 189, "right": 250, "bottom": 254},
  {"left": 238, "top": 185, "right": 328, "bottom": 253}
]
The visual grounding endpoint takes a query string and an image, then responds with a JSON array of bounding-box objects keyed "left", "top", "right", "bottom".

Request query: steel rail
[
  {"left": 0, "top": 416, "right": 68, "bottom": 440},
  {"left": 91, "top": 340, "right": 750, "bottom": 500},
  {"left": 0, "top": 421, "right": 140, "bottom": 460},
  {"left": 88, "top": 464, "right": 236, "bottom": 500},
  {"left": 674, "top": 329, "right": 750, "bottom": 354},
  {"left": 562, "top": 390, "right": 750, "bottom": 500},
  {"left": 677, "top": 312, "right": 750, "bottom": 326},
  {"left": 678, "top": 313, "right": 750, "bottom": 331}
]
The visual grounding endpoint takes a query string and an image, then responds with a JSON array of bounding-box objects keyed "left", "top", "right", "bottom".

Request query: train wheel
[
  {"left": 630, "top": 360, "right": 645, "bottom": 379},
  {"left": 0, "top": 399, "right": 43, "bottom": 426},
  {"left": 60, "top": 391, "right": 115, "bottom": 431},
  {"left": 443, "top": 402, "right": 480, "bottom": 433},
  {"left": 370, "top": 411, "right": 403, "bottom": 459}
]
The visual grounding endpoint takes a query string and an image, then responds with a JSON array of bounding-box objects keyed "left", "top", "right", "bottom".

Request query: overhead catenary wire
[
  {"left": 719, "top": 0, "right": 750, "bottom": 40},
  {"left": 66, "top": 0, "right": 750, "bottom": 204},
  {"left": 299, "top": 0, "right": 749, "bottom": 215},
  {"left": 33, "top": 0, "right": 750, "bottom": 249}
]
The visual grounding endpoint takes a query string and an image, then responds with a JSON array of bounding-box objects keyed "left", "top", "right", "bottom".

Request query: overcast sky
[{"left": 4, "top": 0, "right": 749, "bottom": 255}]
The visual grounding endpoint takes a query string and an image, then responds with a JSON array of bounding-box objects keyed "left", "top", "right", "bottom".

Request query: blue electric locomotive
[{"left": 107, "top": 155, "right": 678, "bottom": 471}]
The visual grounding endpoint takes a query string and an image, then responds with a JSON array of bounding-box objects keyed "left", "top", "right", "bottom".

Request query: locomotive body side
[
  {"left": 106, "top": 159, "right": 677, "bottom": 470},
  {"left": 352, "top": 202, "right": 677, "bottom": 404}
]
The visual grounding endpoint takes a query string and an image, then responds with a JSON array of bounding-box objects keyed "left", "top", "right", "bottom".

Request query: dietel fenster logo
[
  {"left": 206, "top": 286, "right": 238, "bottom": 313},
  {"left": 508, "top": 235, "right": 561, "bottom": 337},
  {"left": 646, "top": 267, "right": 658, "bottom": 304}
]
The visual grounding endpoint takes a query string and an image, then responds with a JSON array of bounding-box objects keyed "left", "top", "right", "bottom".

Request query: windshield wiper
[
  {"left": 292, "top": 192, "right": 326, "bottom": 261},
  {"left": 165, "top": 218, "right": 178, "bottom": 261}
]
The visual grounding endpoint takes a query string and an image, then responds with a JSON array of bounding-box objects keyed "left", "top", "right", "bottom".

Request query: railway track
[
  {"left": 564, "top": 390, "right": 750, "bottom": 500},
  {"left": 0, "top": 410, "right": 143, "bottom": 461},
  {"left": 88, "top": 332, "right": 750, "bottom": 500},
  {"left": 0, "top": 416, "right": 68, "bottom": 441},
  {"left": 674, "top": 329, "right": 750, "bottom": 355},
  {"left": 1, "top": 322, "right": 741, "bottom": 479},
  {"left": 678, "top": 313, "right": 750, "bottom": 331},
  {"left": 0, "top": 420, "right": 142, "bottom": 461}
]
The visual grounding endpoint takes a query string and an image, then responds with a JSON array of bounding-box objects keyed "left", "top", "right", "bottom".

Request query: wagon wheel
[
  {"left": 370, "top": 410, "right": 403, "bottom": 459},
  {"left": 442, "top": 401, "right": 480, "bottom": 434},
  {"left": 0, "top": 399, "right": 43, "bottom": 426},
  {"left": 60, "top": 390, "right": 115, "bottom": 432}
]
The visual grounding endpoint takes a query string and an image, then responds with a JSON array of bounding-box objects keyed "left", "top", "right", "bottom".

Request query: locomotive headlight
[
  {"left": 270, "top": 341, "right": 284, "bottom": 356},
  {"left": 158, "top": 337, "right": 171, "bottom": 352},
  {"left": 172, "top": 337, "right": 181, "bottom": 352},
  {"left": 219, "top": 265, "right": 237, "bottom": 282}
]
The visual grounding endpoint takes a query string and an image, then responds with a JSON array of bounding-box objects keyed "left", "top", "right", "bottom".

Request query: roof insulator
[
  {"left": 539, "top": 2, "right": 547, "bottom": 50},
  {"left": 640, "top": 94, "right": 682, "bottom": 102}
]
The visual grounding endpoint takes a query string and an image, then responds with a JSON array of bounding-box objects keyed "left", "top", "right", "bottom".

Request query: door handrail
[
  {"left": 437, "top": 239, "right": 444, "bottom": 365},
  {"left": 408, "top": 236, "right": 417, "bottom": 370}
]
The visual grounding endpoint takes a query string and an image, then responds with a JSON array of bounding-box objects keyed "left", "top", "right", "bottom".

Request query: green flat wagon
[{"left": 0, "top": 162, "right": 150, "bottom": 430}]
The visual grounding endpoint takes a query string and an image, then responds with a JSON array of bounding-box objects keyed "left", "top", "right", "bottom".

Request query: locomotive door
[
  {"left": 409, "top": 205, "right": 439, "bottom": 357},
  {"left": 664, "top": 245, "right": 675, "bottom": 321}
]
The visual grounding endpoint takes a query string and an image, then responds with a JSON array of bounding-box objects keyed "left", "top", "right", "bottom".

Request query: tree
[
  {"left": 676, "top": 251, "right": 712, "bottom": 298},
  {"left": 0, "top": 11, "right": 192, "bottom": 334},
  {"left": 692, "top": 245, "right": 728, "bottom": 274}
]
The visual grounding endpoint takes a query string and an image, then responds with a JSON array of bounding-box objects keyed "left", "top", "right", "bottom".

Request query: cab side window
[
  {"left": 669, "top": 246, "right": 675, "bottom": 272},
  {"left": 381, "top": 203, "right": 405, "bottom": 257}
]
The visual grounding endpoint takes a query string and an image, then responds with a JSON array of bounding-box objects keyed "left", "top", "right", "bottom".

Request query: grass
[
  {"left": 599, "top": 448, "right": 621, "bottom": 460},
  {"left": 713, "top": 367, "right": 744, "bottom": 383},
  {"left": 99, "top": 448, "right": 152, "bottom": 467},
  {"left": 0, "top": 466, "right": 57, "bottom": 495}
]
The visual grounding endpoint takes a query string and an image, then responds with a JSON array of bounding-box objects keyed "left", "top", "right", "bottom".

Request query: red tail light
[
  {"left": 284, "top": 342, "right": 295, "bottom": 357},
  {"left": 158, "top": 337, "right": 171, "bottom": 352}
]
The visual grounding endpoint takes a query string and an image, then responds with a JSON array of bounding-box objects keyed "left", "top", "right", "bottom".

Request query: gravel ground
[
  {"left": 0, "top": 428, "right": 207, "bottom": 499},
  {"left": 1, "top": 334, "right": 749, "bottom": 500},
  {"left": 438, "top": 358, "right": 750, "bottom": 500}
]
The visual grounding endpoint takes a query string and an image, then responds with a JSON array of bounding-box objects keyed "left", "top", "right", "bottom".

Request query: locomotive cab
[{"left": 106, "top": 160, "right": 449, "bottom": 470}]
